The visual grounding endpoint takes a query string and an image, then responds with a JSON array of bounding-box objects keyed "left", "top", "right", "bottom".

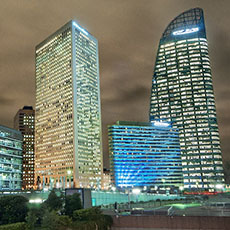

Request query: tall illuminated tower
[
  {"left": 149, "top": 8, "right": 224, "bottom": 191},
  {"left": 35, "top": 20, "right": 103, "bottom": 189},
  {"left": 14, "top": 106, "right": 35, "bottom": 190}
]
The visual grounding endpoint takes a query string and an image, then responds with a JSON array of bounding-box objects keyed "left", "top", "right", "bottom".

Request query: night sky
[{"left": 0, "top": 0, "right": 229, "bottom": 168}]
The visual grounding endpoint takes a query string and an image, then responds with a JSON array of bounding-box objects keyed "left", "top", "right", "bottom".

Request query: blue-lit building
[
  {"left": 149, "top": 8, "right": 225, "bottom": 191},
  {"left": 108, "top": 121, "right": 183, "bottom": 190},
  {"left": 0, "top": 125, "right": 23, "bottom": 190}
]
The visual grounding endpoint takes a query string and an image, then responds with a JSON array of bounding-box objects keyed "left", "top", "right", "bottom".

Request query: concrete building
[{"left": 35, "top": 20, "right": 103, "bottom": 189}]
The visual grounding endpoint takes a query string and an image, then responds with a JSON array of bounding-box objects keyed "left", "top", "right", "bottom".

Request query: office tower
[
  {"left": 35, "top": 20, "right": 103, "bottom": 189},
  {"left": 149, "top": 8, "right": 224, "bottom": 191},
  {"left": 14, "top": 106, "right": 35, "bottom": 190},
  {"left": 0, "top": 125, "right": 22, "bottom": 190},
  {"left": 108, "top": 121, "right": 183, "bottom": 190}
]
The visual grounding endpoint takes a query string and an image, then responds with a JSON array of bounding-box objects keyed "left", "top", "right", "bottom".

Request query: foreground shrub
[
  {"left": 41, "top": 211, "right": 72, "bottom": 230},
  {"left": 73, "top": 207, "right": 113, "bottom": 230},
  {"left": 0, "top": 222, "right": 27, "bottom": 230}
]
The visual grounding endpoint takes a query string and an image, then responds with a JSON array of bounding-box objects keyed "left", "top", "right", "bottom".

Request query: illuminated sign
[
  {"left": 172, "top": 27, "right": 199, "bottom": 36},
  {"left": 73, "top": 22, "right": 89, "bottom": 36}
]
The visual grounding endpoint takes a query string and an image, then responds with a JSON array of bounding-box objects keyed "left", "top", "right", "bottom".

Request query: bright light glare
[
  {"left": 153, "top": 121, "right": 170, "bottom": 127},
  {"left": 73, "top": 22, "right": 89, "bottom": 36},
  {"left": 29, "top": 199, "right": 42, "bottom": 204},
  {"left": 215, "top": 184, "right": 223, "bottom": 189},
  {"left": 179, "top": 186, "right": 184, "bottom": 191},
  {"left": 173, "top": 27, "right": 199, "bottom": 36},
  {"left": 132, "top": 188, "right": 141, "bottom": 195},
  {"left": 67, "top": 170, "right": 71, "bottom": 175}
]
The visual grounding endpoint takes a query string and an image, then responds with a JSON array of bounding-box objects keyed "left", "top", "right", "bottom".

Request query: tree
[
  {"left": 26, "top": 209, "right": 37, "bottom": 230},
  {"left": 0, "top": 195, "right": 28, "bottom": 225},
  {"left": 64, "top": 193, "right": 82, "bottom": 217},
  {"left": 43, "top": 189, "right": 63, "bottom": 211},
  {"left": 41, "top": 210, "right": 59, "bottom": 230}
]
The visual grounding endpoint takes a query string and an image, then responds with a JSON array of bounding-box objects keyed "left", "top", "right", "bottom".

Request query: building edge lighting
[{"left": 72, "top": 21, "right": 89, "bottom": 36}]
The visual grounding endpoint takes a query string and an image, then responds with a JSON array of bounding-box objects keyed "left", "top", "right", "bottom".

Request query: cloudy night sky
[{"left": 0, "top": 0, "right": 229, "bottom": 168}]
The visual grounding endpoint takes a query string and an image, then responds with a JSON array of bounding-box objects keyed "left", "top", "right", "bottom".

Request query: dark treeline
[{"left": 0, "top": 190, "right": 112, "bottom": 230}]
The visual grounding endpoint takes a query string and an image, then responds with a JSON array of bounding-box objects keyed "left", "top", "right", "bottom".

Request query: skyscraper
[
  {"left": 109, "top": 121, "right": 183, "bottom": 190},
  {"left": 0, "top": 125, "right": 22, "bottom": 190},
  {"left": 149, "top": 8, "right": 224, "bottom": 191},
  {"left": 35, "top": 20, "right": 103, "bottom": 189},
  {"left": 14, "top": 106, "right": 35, "bottom": 190}
]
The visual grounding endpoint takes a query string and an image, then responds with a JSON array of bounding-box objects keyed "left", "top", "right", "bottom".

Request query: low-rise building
[
  {"left": 108, "top": 121, "right": 183, "bottom": 191},
  {"left": 0, "top": 125, "right": 23, "bottom": 190}
]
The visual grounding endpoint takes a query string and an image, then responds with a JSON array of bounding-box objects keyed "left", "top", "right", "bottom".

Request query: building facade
[
  {"left": 0, "top": 125, "right": 23, "bottom": 190},
  {"left": 14, "top": 106, "right": 35, "bottom": 190},
  {"left": 102, "top": 168, "right": 111, "bottom": 190},
  {"left": 108, "top": 121, "right": 183, "bottom": 191},
  {"left": 149, "top": 8, "right": 224, "bottom": 191},
  {"left": 35, "top": 20, "right": 103, "bottom": 189}
]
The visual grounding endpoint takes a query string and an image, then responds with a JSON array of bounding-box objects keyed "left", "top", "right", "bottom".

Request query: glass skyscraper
[
  {"left": 35, "top": 20, "right": 103, "bottom": 189},
  {"left": 0, "top": 125, "right": 22, "bottom": 190},
  {"left": 14, "top": 106, "right": 35, "bottom": 190},
  {"left": 149, "top": 8, "right": 224, "bottom": 191},
  {"left": 109, "top": 121, "right": 183, "bottom": 190}
]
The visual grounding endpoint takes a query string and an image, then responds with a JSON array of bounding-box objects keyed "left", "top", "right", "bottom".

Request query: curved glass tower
[{"left": 149, "top": 8, "right": 224, "bottom": 191}]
